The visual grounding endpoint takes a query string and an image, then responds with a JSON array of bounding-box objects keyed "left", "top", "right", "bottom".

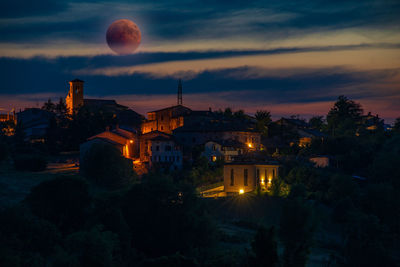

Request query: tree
[
  {"left": 122, "top": 176, "right": 216, "bottom": 257},
  {"left": 250, "top": 226, "right": 279, "bottom": 267},
  {"left": 42, "top": 98, "right": 55, "bottom": 112},
  {"left": 308, "top": 116, "right": 324, "bottom": 131},
  {"left": 327, "top": 96, "right": 363, "bottom": 136},
  {"left": 55, "top": 97, "right": 67, "bottom": 116},
  {"left": 24, "top": 176, "right": 91, "bottom": 233},
  {"left": 279, "top": 200, "right": 317, "bottom": 267},
  {"left": 80, "top": 142, "right": 136, "bottom": 188},
  {"left": 224, "top": 107, "right": 233, "bottom": 118},
  {"left": 255, "top": 110, "right": 272, "bottom": 137},
  {"left": 62, "top": 226, "right": 119, "bottom": 267},
  {"left": 393, "top": 117, "right": 400, "bottom": 133}
]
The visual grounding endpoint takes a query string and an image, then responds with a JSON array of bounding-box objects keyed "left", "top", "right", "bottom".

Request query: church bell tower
[{"left": 66, "top": 79, "right": 84, "bottom": 114}]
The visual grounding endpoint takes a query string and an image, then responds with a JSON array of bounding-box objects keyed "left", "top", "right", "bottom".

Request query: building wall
[
  {"left": 140, "top": 139, "right": 182, "bottom": 170},
  {"left": 224, "top": 164, "right": 279, "bottom": 193},
  {"left": 174, "top": 131, "right": 261, "bottom": 149},
  {"left": 203, "top": 141, "right": 242, "bottom": 163},
  {"left": 89, "top": 131, "right": 138, "bottom": 158},
  {"left": 66, "top": 80, "right": 84, "bottom": 114},
  {"left": 309, "top": 157, "right": 329, "bottom": 168}
]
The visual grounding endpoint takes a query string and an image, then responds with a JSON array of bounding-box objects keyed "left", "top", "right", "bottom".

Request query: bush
[
  {"left": 24, "top": 176, "right": 91, "bottom": 233},
  {"left": 80, "top": 142, "right": 136, "bottom": 188},
  {"left": 13, "top": 154, "right": 47, "bottom": 171}
]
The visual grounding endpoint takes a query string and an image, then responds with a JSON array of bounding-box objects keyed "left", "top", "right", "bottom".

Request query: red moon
[{"left": 106, "top": 19, "right": 141, "bottom": 55}]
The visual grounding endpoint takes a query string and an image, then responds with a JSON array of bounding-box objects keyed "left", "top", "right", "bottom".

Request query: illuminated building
[
  {"left": 202, "top": 140, "right": 245, "bottom": 163},
  {"left": 139, "top": 131, "right": 183, "bottom": 170},
  {"left": 223, "top": 162, "right": 279, "bottom": 194},
  {"left": 82, "top": 125, "right": 139, "bottom": 159}
]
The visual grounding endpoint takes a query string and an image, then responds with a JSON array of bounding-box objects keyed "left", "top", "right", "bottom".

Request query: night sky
[{"left": 0, "top": 0, "right": 399, "bottom": 122}]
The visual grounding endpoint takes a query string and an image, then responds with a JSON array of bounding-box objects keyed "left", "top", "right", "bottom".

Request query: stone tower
[{"left": 66, "top": 79, "right": 84, "bottom": 114}]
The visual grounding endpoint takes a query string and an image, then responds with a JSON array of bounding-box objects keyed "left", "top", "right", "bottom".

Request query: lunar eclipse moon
[{"left": 106, "top": 19, "right": 141, "bottom": 55}]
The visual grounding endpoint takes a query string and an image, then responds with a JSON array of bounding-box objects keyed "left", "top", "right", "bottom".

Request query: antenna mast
[{"left": 177, "top": 79, "right": 182, "bottom": 105}]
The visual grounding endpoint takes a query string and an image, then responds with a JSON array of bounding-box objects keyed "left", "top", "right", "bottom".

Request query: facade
[
  {"left": 86, "top": 126, "right": 139, "bottom": 159},
  {"left": 140, "top": 131, "right": 183, "bottom": 170},
  {"left": 141, "top": 105, "right": 191, "bottom": 134},
  {"left": 309, "top": 156, "right": 330, "bottom": 168},
  {"left": 174, "top": 128, "right": 261, "bottom": 150},
  {"left": 224, "top": 162, "right": 279, "bottom": 194},
  {"left": 66, "top": 79, "right": 84, "bottom": 114},
  {"left": 203, "top": 140, "right": 245, "bottom": 162}
]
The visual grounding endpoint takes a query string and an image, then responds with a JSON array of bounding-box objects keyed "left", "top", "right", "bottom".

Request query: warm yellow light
[
  {"left": 130, "top": 140, "right": 134, "bottom": 143},
  {"left": 239, "top": 189, "right": 244, "bottom": 194},
  {"left": 261, "top": 178, "right": 265, "bottom": 185},
  {"left": 212, "top": 156, "right": 217, "bottom": 162},
  {"left": 268, "top": 178, "right": 272, "bottom": 184},
  {"left": 247, "top": 143, "right": 253, "bottom": 148}
]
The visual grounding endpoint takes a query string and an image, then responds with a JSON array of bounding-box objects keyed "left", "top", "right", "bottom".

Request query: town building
[
  {"left": 83, "top": 126, "right": 139, "bottom": 159},
  {"left": 276, "top": 117, "right": 326, "bottom": 147},
  {"left": 139, "top": 131, "right": 183, "bottom": 170},
  {"left": 141, "top": 105, "right": 191, "bottom": 134},
  {"left": 202, "top": 140, "right": 245, "bottom": 162},
  {"left": 173, "top": 120, "right": 261, "bottom": 150},
  {"left": 223, "top": 162, "right": 279, "bottom": 194}
]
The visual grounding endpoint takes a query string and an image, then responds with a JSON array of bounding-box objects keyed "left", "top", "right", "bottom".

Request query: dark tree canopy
[{"left": 327, "top": 95, "right": 363, "bottom": 136}]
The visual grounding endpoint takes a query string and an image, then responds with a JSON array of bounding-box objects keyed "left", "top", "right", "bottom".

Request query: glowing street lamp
[{"left": 239, "top": 189, "right": 244, "bottom": 194}]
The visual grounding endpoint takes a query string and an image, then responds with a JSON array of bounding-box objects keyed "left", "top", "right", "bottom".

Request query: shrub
[
  {"left": 13, "top": 154, "right": 47, "bottom": 171},
  {"left": 80, "top": 142, "right": 136, "bottom": 188},
  {"left": 24, "top": 176, "right": 91, "bottom": 233}
]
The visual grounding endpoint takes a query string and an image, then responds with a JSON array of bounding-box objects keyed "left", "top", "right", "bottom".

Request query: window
[
  {"left": 244, "top": 169, "right": 248, "bottom": 186},
  {"left": 156, "top": 146, "right": 160, "bottom": 151},
  {"left": 256, "top": 169, "right": 260, "bottom": 179},
  {"left": 165, "top": 156, "right": 168, "bottom": 161},
  {"left": 165, "top": 145, "right": 172, "bottom": 151},
  {"left": 230, "top": 169, "right": 234, "bottom": 186},
  {"left": 161, "top": 115, "right": 164, "bottom": 121},
  {"left": 161, "top": 126, "right": 164, "bottom": 131},
  {"left": 212, "top": 144, "right": 216, "bottom": 151},
  {"left": 273, "top": 169, "right": 276, "bottom": 178}
]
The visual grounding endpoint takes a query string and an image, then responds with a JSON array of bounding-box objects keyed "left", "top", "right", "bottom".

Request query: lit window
[{"left": 212, "top": 156, "right": 217, "bottom": 162}]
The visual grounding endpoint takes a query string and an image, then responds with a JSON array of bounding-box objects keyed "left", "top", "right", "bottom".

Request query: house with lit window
[
  {"left": 174, "top": 120, "right": 261, "bottom": 150},
  {"left": 81, "top": 126, "right": 139, "bottom": 159},
  {"left": 139, "top": 131, "right": 183, "bottom": 170},
  {"left": 203, "top": 140, "right": 246, "bottom": 163},
  {"left": 224, "top": 162, "right": 279, "bottom": 194}
]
